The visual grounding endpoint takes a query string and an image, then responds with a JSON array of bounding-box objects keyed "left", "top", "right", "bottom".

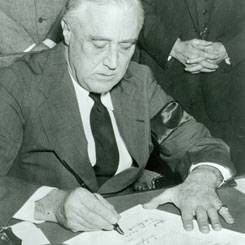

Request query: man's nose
[{"left": 103, "top": 47, "right": 118, "bottom": 70}]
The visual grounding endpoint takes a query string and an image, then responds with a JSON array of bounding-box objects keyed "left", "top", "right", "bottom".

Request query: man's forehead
[
  {"left": 76, "top": 2, "right": 138, "bottom": 26},
  {"left": 74, "top": 3, "right": 139, "bottom": 40}
]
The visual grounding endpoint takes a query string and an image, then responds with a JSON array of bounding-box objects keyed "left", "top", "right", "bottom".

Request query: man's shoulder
[
  {"left": 112, "top": 61, "right": 156, "bottom": 99},
  {"left": 2, "top": 44, "right": 64, "bottom": 78},
  {"left": 126, "top": 61, "right": 153, "bottom": 81},
  {"left": 0, "top": 45, "right": 64, "bottom": 96}
]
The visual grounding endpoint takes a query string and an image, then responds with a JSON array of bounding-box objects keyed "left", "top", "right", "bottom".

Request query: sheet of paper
[
  {"left": 64, "top": 205, "right": 245, "bottom": 245},
  {"left": 13, "top": 186, "right": 56, "bottom": 223},
  {"left": 235, "top": 178, "right": 245, "bottom": 194},
  {"left": 11, "top": 221, "right": 49, "bottom": 245}
]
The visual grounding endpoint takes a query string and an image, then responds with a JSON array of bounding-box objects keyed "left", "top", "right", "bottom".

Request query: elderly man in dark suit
[
  {"left": 0, "top": 0, "right": 236, "bottom": 234},
  {"left": 139, "top": 0, "right": 245, "bottom": 175}
]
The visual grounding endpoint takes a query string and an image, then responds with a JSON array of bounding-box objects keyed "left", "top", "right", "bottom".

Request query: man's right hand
[
  {"left": 170, "top": 38, "right": 212, "bottom": 65},
  {"left": 170, "top": 38, "right": 219, "bottom": 73},
  {"left": 34, "top": 187, "right": 120, "bottom": 232}
]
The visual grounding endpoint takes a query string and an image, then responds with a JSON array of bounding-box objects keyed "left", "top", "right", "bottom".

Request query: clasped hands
[
  {"left": 35, "top": 166, "right": 234, "bottom": 233},
  {"left": 170, "top": 38, "right": 228, "bottom": 74}
]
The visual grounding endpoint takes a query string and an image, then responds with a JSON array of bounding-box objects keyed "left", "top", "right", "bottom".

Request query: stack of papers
[{"left": 64, "top": 205, "right": 245, "bottom": 245}]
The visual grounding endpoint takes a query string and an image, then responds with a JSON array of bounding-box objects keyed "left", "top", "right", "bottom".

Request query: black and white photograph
[{"left": 0, "top": 0, "right": 245, "bottom": 244}]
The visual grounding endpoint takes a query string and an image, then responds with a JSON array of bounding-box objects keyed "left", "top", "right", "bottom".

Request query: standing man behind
[
  {"left": 0, "top": 0, "right": 66, "bottom": 67},
  {"left": 139, "top": 0, "right": 245, "bottom": 174},
  {"left": 0, "top": 0, "right": 235, "bottom": 234}
]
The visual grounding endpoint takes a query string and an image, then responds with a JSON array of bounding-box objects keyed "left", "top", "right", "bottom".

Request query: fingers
[
  {"left": 181, "top": 207, "right": 194, "bottom": 231},
  {"left": 218, "top": 205, "right": 234, "bottom": 224},
  {"left": 186, "top": 55, "right": 218, "bottom": 65},
  {"left": 77, "top": 202, "right": 116, "bottom": 230},
  {"left": 61, "top": 188, "right": 120, "bottom": 232},
  {"left": 143, "top": 188, "right": 173, "bottom": 209},
  {"left": 200, "top": 60, "right": 219, "bottom": 70},
  {"left": 207, "top": 207, "right": 222, "bottom": 231},
  {"left": 185, "top": 60, "right": 218, "bottom": 73},
  {"left": 186, "top": 56, "right": 206, "bottom": 64},
  {"left": 203, "top": 52, "right": 220, "bottom": 61},
  {"left": 94, "top": 193, "right": 120, "bottom": 219},
  {"left": 185, "top": 64, "right": 203, "bottom": 73},
  {"left": 182, "top": 205, "right": 232, "bottom": 234},
  {"left": 82, "top": 192, "right": 120, "bottom": 228},
  {"left": 94, "top": 193, "right": 118, "bottom": 214},
  {"left": 67, "top": 211, "right": 99, "bottom": 232},
  {"left": 191, "top": 39, "right": 212, "bottom": 47},
  {"left": 196, "top": 206, "right": 210, "bottom": 233}
]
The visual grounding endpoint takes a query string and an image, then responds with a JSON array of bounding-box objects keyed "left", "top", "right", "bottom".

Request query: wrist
[
  {"left": 170, "top": 38, "right": 181, "bottom": 59},
  {"left": 217, "top": 42, "right": 228, "bottom": 61},
  {"left": 34, "top": 189, "right": 68, "bottom": 222},
  {"left": 187, "top": 165, "right": 224, "bottom": 188}
]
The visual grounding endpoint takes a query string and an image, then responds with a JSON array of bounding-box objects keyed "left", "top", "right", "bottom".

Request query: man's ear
[{"left": 61, "top": 19, "right": 71, "bottom": 45}]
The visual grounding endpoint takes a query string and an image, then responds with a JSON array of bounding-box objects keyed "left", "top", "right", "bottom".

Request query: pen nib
[{"left": 113, "top": 224, "right": 124, "bottom": 235}]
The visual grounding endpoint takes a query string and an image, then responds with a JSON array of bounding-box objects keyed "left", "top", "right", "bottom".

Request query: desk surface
[{"left": 31, "top": 186, "right": 245, "bottom": 244}]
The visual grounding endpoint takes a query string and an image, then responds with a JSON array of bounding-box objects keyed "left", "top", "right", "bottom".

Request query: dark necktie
[{"left": 89, "top": 93, "right": 119, "bottom": 180}]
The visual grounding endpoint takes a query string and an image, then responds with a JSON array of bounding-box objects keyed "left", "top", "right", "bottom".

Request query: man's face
[{"left": 63, "top": 3, "right": 140, "bottom": 93}]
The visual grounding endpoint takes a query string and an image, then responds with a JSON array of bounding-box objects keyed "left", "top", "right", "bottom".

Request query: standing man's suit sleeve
[
  {"left": 144, "top": 66, "right": 236, "bottom": 180},
  {"left": 0, "top": 9, "right": 34, "bottom": 55},
  {"left": 0, "top": 0, "right": 67, "bottom": 67},
  {"left": 218, "top": 0, "right": 245, "bottom": 66}
]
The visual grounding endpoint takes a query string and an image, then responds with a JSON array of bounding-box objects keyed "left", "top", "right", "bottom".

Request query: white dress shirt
[{"left": 70, "top": 71, "right": 133, "bottom": 175}]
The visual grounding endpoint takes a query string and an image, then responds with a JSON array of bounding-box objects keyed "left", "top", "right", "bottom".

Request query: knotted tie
[{"left": 89, "top": 93, "right": 119, "bottom": 182}]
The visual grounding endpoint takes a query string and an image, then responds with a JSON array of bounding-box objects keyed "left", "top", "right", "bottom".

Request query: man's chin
[{"left": 89, "top": 83, "right": 117, "bottom": 94}]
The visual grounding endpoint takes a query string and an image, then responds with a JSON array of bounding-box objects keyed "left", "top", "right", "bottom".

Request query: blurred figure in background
[{"left": 0, "top": 0, "right": 66, "bottom": 67}]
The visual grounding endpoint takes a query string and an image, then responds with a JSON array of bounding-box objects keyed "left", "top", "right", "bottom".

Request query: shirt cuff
[
  {"left": 225, "top": 57, "right": 231, "bottom": 65},
  {"left": 24, "top": 43, "right": 36, "bottom": 52},
  {"left": 43, "top": 38, "right": 57, "bottom": 48},
  {"left": 190, "top": 162, "right": 233, "bottom": 185},
  {"left": 13, "top": 186, "right": 56, "bottom": 223}
]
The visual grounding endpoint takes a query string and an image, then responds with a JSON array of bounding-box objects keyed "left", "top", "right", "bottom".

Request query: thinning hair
[{"left": 63, "top": 0, "right": 144, "bottom": 31}]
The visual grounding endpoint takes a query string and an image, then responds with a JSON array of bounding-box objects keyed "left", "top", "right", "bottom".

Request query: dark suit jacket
[
  {"left": 0, "top": 44, "right": 235, "bottom": 223},
  {"left": 139, "top": 0, "right": 245, "bottom": 173}
]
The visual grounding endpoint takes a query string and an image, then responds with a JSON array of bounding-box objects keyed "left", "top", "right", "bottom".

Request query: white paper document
[
  {"left": 235, "top": 178, "right": 245, "bottom": 194},
  {"left": 11, "top": 222, "right": 49, "bottom": 245},
  {"left": 13, "top": 186, "right": 56, "bottom": 223},
  {"left": 64, "top": 205, "right": 245, "bottom": 245}
]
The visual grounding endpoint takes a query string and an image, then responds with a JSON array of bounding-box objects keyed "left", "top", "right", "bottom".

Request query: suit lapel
[
  {"left": 111, "top": 74, "right": 150, "bottom": 168},
  {"left": 98, "top": 167, "right": 142, "bottom": 194},
  {"left": 38, "top": 46, "right": 98, "bottom": 191}
]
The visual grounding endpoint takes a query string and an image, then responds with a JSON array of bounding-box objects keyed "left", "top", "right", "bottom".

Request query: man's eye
[
  {"left": 120, "top": 43, "right": 134, "bottom": 51},
  {"left": 92, "top": 40, "right": 108, "bottom": 49}
]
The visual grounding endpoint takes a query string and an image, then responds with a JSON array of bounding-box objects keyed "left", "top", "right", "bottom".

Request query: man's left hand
[
  {"left": 185, "top": 59, "right": 219, "bottom": 74},
  {"left": 144, "top": 166, "right": 234, "bottom": 233},
  {"left": 198, "top": 42, "right": 228, "bottom": 65}
]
